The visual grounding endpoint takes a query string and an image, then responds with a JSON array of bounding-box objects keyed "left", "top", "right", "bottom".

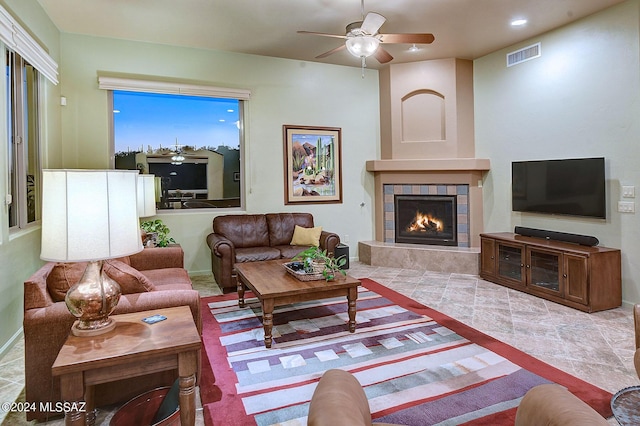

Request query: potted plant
[
  {"left": 140, "top": 219, "right": 176, "bottom": 247},
  {"left": 292, "top": 246, "right": 347, "bottom": 281}
]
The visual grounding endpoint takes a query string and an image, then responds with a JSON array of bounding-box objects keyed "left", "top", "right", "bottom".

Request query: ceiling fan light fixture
[{"left": 345, "top": 35, "right": 380, "bottom": 58}]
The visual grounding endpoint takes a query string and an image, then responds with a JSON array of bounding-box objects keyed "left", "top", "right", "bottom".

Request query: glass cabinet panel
[
  {"left": 528, "top": 250, "right": 561, "bottom": 293},
  {"left": 497, "top": 244, "right": 523, "bottom": 282}
]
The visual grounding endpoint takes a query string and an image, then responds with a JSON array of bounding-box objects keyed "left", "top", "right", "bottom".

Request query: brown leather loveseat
[
  {"left": 206, "top": 213, "right": 340, "bottom": 292},
  {"left": 23, "top": 245, "right": 201, "bottom": 422}
]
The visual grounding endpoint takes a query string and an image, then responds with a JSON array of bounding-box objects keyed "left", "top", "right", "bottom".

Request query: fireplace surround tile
[{"left": 383, "top": 184, "right": 470, "bottom": 247}]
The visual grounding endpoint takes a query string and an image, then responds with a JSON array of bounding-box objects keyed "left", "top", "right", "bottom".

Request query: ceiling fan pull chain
[{"left": 361, "top": 57, "right": 366, "bottom": 78}]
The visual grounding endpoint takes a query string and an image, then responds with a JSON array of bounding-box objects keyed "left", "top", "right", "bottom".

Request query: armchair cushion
[{"left": 290, "top": 225, "right": 322, "bottom": 246}]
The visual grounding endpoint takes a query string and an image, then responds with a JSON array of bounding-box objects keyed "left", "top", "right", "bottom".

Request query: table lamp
[
  {"left": 137, "top": 174, "right": 157, "bottom": 218},
  {"left": 40, "top": 170, "right": 143, "bottom": 336}
]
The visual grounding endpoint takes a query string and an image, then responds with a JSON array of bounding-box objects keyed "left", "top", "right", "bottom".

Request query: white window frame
[
  {"left": 0, "top": 6, "right": 58, "bottom": 84},
  {"left": 1, "top": 4, "right": 57, "bottom": 234},
  {"left": 6, "top": 50, "right": 42, "bottom": 231},
  {"left": 99, "top": 75, "right": 250, "bottom": 212}
]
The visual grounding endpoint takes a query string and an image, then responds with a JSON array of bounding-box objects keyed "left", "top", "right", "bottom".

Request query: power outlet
[
  {"left": 618, "top": 201, "right": 635, "bottom": 213},
  {"left": 343, "top": 234, "right": 350, "bottom": 243}
]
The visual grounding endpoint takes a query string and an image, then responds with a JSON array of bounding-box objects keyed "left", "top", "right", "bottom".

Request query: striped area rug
[{"left": 199, "top": 278, "right": 612, "bottom": 425}]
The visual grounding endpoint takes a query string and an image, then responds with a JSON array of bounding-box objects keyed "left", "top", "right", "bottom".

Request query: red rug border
[{"left": 198, "top": 277, "right": 613, "bottom": 424}]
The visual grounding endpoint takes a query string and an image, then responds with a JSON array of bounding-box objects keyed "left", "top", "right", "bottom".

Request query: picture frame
[{"left": 283, "top": 125, "right": 342, "bottom": 205}]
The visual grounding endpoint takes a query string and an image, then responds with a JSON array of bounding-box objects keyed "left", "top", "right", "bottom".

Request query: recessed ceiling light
[
  {"left": 511, "top": 19, "right": 527, "bottom": 26},
  {"left": 113, "top": 109, "right": 120, "bottom": 113},
  {"left": 227, "top": 109, "right": 234, "bottom": 113}
]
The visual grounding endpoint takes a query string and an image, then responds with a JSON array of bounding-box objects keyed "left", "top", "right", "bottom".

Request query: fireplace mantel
[
  {"left": 366, "top": 158, "right": 490, "bottom": 173},
  {"left": 366, "top": 157, "right": 490, "bottom": 248}
]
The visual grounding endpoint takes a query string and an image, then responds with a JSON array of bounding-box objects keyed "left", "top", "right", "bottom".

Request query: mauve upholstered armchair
[{"left": 23, "top": 246, "right": 201, "bottom": 422}]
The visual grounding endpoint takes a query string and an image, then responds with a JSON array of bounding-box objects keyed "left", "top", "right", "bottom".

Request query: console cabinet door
[
  {"left": 496, "top": 241, "right": 525, "bottom": 288},
  {"left": 526, "top": 247, "right": 563, "bottom": 298},
  {"left": 563, "top": 253, "right": 589, "bottom": 305},
  {"left": 480, "top": 237, "right": 496, "bottom": 277}
]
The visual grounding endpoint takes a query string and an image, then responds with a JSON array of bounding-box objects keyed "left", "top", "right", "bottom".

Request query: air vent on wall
[{"left": 506, "top": 43, "right": 541, "bottom": 67}]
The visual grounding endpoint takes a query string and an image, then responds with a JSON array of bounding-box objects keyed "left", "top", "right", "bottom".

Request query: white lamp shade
[
  {"left": 345, "top": 35, "right": 380, "bottom": 58},
  {"left": 41, "top": 169, "right": 144, "bottom": 262},
  {"left": 137, "top": 174, "right": 157, "bottom": 218}
]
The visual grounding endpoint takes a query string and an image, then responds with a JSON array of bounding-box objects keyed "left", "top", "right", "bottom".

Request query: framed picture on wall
[{"left": 283, "top": 125, "right": 342, "bottom": 205}]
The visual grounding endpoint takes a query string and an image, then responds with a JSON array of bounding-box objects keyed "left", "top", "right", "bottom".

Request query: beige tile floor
[{"left": 1, "top": 262, "right": 635, "bottom": 424}]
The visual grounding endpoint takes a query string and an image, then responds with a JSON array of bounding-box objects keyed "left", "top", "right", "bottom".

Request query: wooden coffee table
[
  {"left": 235, "top": 259, "right": 361, "bottom": 348},
  {"left": 51, "top": 306, "right": 201, "bottom": 426}
]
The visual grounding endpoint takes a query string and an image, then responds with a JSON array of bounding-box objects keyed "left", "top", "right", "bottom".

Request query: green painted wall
[
  {"left": 0, "top": 0, "right": 61, "bottom": 356},
  {"left": 475, "top": 0, "right": 640, "bottom": 306},
  {"left": 57, "top": 33, "right": 379, "bottom": 275}
]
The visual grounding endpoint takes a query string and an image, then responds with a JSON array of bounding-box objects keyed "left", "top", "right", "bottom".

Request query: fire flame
[{"left": 407, "top": 211, "right": 443, "bottom": 233}]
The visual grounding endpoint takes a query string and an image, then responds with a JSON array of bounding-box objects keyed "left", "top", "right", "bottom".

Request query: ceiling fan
[{"left": 298, "top": 0, "right": 435, "bottom": 65}]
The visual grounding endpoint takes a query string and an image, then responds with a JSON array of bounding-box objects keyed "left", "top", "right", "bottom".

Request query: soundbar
[{"left": 514, "top": 226, "right": 599, "bottom": 246}]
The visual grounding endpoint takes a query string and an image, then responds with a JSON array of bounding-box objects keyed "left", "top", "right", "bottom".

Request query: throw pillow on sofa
[
  {"left": 46, "top": 260, "right": 155, "bottom": 302},
  {"left": 103, "top": 260, "right": 156, "bottom": 293},
  {"left": 290, "top": 225, "right": 322, "bottom": 246},
  {"left": 46, "top": 262, "right": 88, "bottom": 302}
]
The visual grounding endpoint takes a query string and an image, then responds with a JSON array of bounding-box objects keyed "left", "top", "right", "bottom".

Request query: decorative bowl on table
[{"left": 283, "top": 261, "right": 324, "bottom": 281}]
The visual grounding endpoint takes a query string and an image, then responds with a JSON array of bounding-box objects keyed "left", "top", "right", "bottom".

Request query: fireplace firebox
[{"left": 394, "top": 195, "right": 457, "bottom": 246}]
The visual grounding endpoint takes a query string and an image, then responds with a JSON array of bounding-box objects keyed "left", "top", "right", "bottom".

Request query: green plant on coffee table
[
  {"left": 292, "top": 246, "right": 347, "bottom": 281},
  {"left": 140, "top": 219, "right": 176, "bottom": 247}
]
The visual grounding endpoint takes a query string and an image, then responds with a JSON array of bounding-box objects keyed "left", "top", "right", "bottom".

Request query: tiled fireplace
[
  {"left": 360, "top": 58, "right": 490, "bottom": 275},
  {"left": 385, "top": 184, "right": 468, "bottom": 247},
  {"left": 359, "top": 159, "right": 489, "bottom": 275}
]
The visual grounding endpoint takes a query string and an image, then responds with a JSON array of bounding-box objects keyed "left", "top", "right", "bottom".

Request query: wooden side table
[{"left": 52, "top": 306, "right": 201, "bottom": 426}]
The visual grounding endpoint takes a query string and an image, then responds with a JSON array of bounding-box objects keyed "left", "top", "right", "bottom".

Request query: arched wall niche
[{"left": 401, "top": 89, "right": 445, "bottom": 142}]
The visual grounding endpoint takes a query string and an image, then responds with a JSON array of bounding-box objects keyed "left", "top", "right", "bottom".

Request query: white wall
[
  {"left": 58, "top": 34, "right": 379, "bottom": 274},
  {"left": 475, "top": 0, "right": 640, "bottom": 305}
]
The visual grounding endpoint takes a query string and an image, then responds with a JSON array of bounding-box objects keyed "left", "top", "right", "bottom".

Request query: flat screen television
[{"left": 511, "top": 157, "right": 606, "bottom": 219}]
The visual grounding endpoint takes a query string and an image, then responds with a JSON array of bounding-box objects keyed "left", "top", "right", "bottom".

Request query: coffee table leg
[
  {"left": 262, "top": 298, "right": 274, "bottom": 348},
  {"left": 347, "top": 287, "right": 357, "bottom": 333},
  {"left": 237, "top": 275, "right": 245, "bottom": 308}
]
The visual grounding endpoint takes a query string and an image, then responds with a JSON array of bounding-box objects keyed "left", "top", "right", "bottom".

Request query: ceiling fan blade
[
  {"left": 315, "top": 44, "right": 346, "bottom": 59},
  {"left": 297, "top": 30, "right": 347, "bottom": 40},
  {"left": 379, "top": 33, "right": 435, "bottom": 44},
  {"left": 361, "top": 12, "right": 386, "bottom": 35},
  {"left": 373, "top": 46, "right": 393, "bottom": 64}
]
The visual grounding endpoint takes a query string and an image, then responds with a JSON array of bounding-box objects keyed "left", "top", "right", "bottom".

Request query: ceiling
[{"left": 36, "top": 0, "right": 624, "bottom": 69}]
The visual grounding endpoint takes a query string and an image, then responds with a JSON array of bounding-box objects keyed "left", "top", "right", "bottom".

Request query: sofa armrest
[
  {"left": 514, "top": 384, "right": 608, "bottom": 426},
  {"left": 128, "top": 245, "right": 184, "bottom": 271},
  {"left": 206, "top": 233, "right": 235, "bottom": 258},
  {"left": 319, "top": 231, "right": 340, "bottom": 255},
  {"left": 24, "top": 262, "right": 55, "bottom": 310},
  {"left": 634, "top": 304, "right": 640, "bottom": 379}
]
